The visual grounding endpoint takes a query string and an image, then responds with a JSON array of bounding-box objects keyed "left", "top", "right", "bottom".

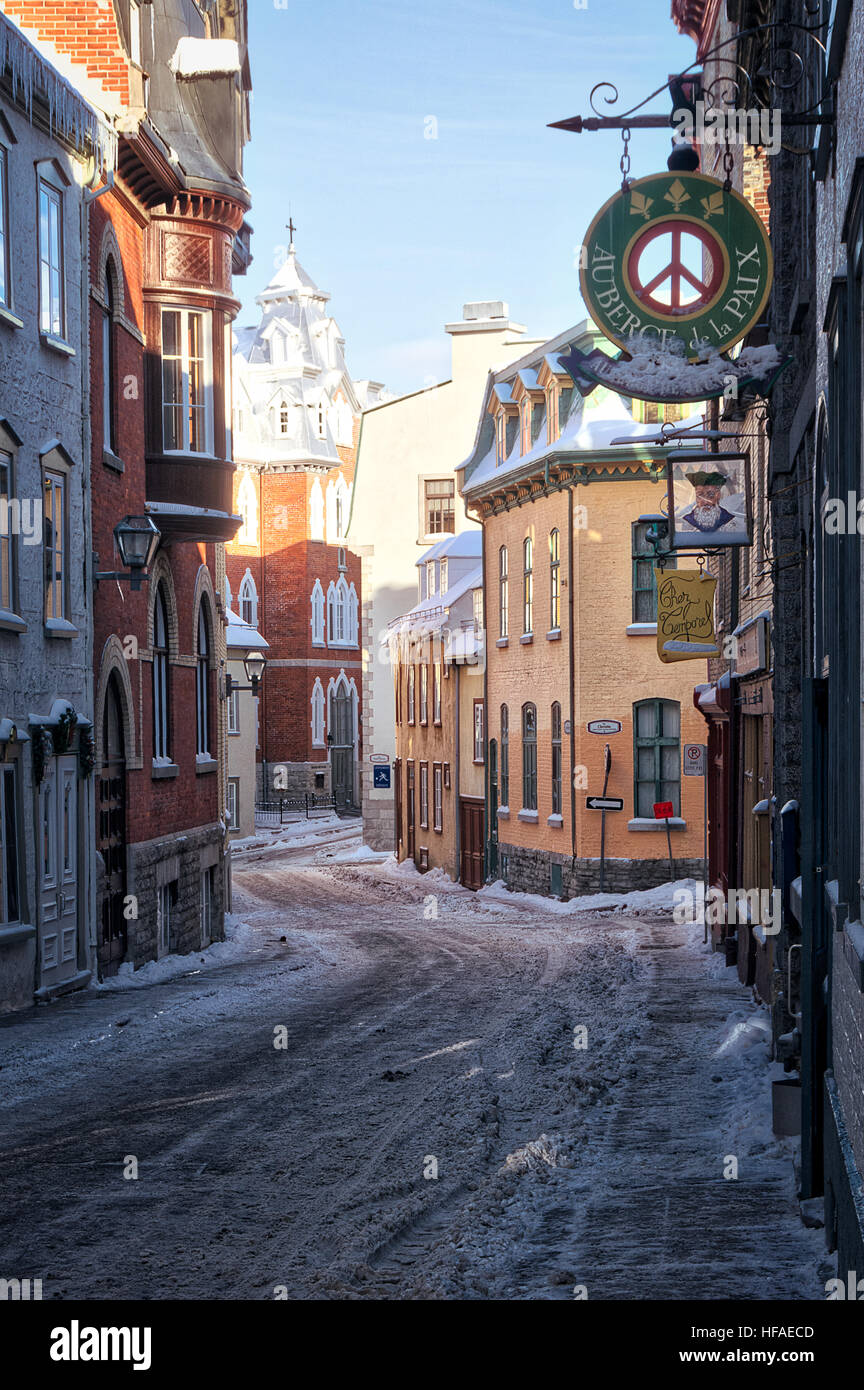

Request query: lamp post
[{"left": 94, "top": 516, "right": 161, "bottom": 591}]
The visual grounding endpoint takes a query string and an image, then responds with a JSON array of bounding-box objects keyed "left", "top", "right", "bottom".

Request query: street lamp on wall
[
  {"left": 225, "top": 650, "right": 267, "bottom": 699},
  {"left": 94, "top": 515, "right": 161, "bottom": 591}
]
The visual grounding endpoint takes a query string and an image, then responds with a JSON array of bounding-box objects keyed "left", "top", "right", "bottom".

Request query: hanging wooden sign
[
  {"left": 655, "top": 568, "right": 720, "bottom": 663},
  {"left": 579, "top": 172, "right": 773, "bottom": 361}
]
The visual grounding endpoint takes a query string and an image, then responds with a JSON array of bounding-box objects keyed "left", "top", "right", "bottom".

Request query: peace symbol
[{"left": 626, "top": 221, "right": 725, "bottom": 317}]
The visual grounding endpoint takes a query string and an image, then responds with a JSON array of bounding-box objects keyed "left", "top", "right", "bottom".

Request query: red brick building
[
  {"left": 229, "top": 242, "right": 388, "bottom": 809},
  {"left": 2, "top": 0, "right": 253, "bottom": 971}
]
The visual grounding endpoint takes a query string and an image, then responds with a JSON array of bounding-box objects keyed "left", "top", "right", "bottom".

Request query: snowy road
[{"left": 0, "top": 839, "right": 828, "bottom": 1300}]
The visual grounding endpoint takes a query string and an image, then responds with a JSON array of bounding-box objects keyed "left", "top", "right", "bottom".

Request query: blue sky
[{"left": 241, "top": 0, "right": 698, "bottom": 395}]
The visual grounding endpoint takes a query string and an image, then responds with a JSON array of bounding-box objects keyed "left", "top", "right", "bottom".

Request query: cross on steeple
[{"left": 286, "top": 217, "right": 296, "bottom": 252}]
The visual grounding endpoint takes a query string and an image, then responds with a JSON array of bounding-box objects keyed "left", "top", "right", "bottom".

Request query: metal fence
[{"left": 254, "top": 794, "right": 337, "bottom": 827}]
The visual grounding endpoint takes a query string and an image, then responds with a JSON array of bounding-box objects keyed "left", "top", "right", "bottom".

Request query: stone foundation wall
[
  {"left": 257, "top": 761, "right": 332, "bottom": 798},
  {"left": 362, "top": 779, "right": 395, "bottom": 851},
  {"left": 498, "top": 841, "right": 706, "bottom": 898},
  {"left": 126, "top": 822, "right": 225, "bottom": 967}
]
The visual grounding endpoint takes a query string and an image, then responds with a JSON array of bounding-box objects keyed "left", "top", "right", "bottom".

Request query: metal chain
[
  {"left": 620, "top": 126, "right": 632, "bottom": 190},
  {"left": 723, "top": 132, "right": 734, "bottom": 191}
]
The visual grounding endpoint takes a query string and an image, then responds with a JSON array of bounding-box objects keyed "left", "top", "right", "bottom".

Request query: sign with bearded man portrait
[{"left": 666, "top": 452, "right": 751, "bottom": 550}]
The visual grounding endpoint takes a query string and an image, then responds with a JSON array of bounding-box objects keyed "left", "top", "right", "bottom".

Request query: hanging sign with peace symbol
[{"left": 579, "top": 172, "right": 773, "bottom": 360}]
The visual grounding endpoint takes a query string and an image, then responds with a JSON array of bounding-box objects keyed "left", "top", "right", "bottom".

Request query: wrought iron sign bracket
[{"left": 549, "top": 17, "right": 835, "bottom": 144}]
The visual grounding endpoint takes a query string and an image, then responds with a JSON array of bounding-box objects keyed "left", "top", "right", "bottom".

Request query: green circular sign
[{"left": 580, "top": 172, "right": 773, "bottom": 360}]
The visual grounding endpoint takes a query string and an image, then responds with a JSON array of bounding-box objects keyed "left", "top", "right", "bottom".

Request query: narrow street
[{"left": 0, "top": 839, "right": 827, "bottom": 1301}]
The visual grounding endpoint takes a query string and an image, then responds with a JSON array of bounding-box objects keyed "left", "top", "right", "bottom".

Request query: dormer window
[
  {"left": 279, "top": 399, "right": 290, "bottom": 435},
  {"left": 317, "top": 401, "right": 326, "bottom": 438},
  {"left": 496, "top": 411, "right": 506, "bottom": 465},
  {"left": 439, "top": 558, "right": 448, "bottom": 595},
  {"left": 520, "top": 399, "right": 532, "bottom": 455},
  {"left": 546, "top": 385, "right": 559, "bottom": 444},
  {"left": 426, "top": 560, "right": 436, "bottom": 597}
]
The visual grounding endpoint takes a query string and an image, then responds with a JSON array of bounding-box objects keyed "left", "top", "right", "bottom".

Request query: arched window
[
  {"left": 328, "top": 576, "right": 354, "bottom": 645},
  {"left": 196, "top": 600, "right": 211, "bottom": 758},
  {"left": 500, "top": 704, "right": 509, "bottom": 808},
  {"left": 347, "top": 582, "right": 359, "bottom": 645},
  {"left": 237, "top": 472, "right": 257, "bottom": 546},
  {"left": 549, "top": 529, "right": 560, "bottom": 631},
  {"left": 551, "top": 702, "right": 562, "bottom": 815},
  {"left": 634, "top": 699, "right": 681, "bottom": 817},
  {"left": 498, "top": 545, "right": 509, "bottom": 638},
  {"left": 523, "top": 536, "right": 533, "bottom": 634},
  {"left": 311, "top": 678, "right": 325, "bottom": 746},
  {"left": 102, "top": 259, "right": 117, "bottom": 453},
  {"left": 152, "top": 585, "right": 170, "bottom": 761},
  {"left": 326, "top": 474, "right": 350, "bottom": 542},
  {"left": 310, "top": 579, "right": 325, "bottom": 645},
  {"left": 522, "top": 702, "right": 537, "bottom": 811},
  {"left": 239, "top": 570, "right": 258, "bottom": 628}
]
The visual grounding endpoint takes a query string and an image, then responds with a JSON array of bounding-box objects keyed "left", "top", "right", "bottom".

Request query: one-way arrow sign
[{"left": 586, "top": 796, "right": 624, "bottom": 811}]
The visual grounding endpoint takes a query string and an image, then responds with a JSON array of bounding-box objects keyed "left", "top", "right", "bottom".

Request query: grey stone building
[{"left": 0, "top": 14, "right": 109, "bottom": 1010}]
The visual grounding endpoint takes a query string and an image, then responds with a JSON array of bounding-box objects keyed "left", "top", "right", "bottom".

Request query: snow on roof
[
  {"left": 258, "top": 249, "right": 327, "bottom": 304},
  {"left": 169, "top": 38, "right": 241, "bottom": 78},
  {"left": 225, "top": 607, "right": 269, "bottom": 651},
  {"left": 387, "top": 563, "right": 483, "bottom": 640},
  {"left": 415, "top": 531, "right": 482, "bottom": 566}
]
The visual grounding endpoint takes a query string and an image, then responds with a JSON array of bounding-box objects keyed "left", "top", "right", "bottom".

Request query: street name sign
[{"left": 587, "top": 720, "right": 622, "bottom": 735}]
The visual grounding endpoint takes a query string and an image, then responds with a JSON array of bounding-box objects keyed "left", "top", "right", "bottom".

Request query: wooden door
[
  {"left": 460, "top": 799, "right": 484, "bottom": 890},
  {"left": 38, "top": 753, "right": 79, "bottom": 989},
  {"left": 406, "top": 760, "right": 415, "bottom": 860},
  {"left": 98, "top": 674, "right": 127, "bottom": 973}
]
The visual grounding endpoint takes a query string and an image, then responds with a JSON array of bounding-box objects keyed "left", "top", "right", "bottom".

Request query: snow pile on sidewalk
[
  {"left": 93, "top": 914, "right": 261, "bottom": 992},
  {"left": 477, "top": 876, "right": 702, "bottom": 917},
  {"left": 232, "top": 812, "right": 347, "bottom": 855}
]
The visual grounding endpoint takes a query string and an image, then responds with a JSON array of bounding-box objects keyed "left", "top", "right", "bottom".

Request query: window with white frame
[
  {"left": 311, "top": 678, "right": 325, "bottom": 746},
  {"left": 420, "top": 663, "right": 428, "bottom": 724},
  {"left": 1, "top": 451, "right": 13, "bottom": 613},
  {"left": 326, "top": 474, "right": 350, "bottom": 542},
  {"left": 473, "top": 586, "right": 483, "bottom": 631},
  {"left": 498, "top": 545, "right": 508, "bottom": 638},
  {"left": 42, "top": 468, "right": 66, "bottom": 622},
  {"left": 423, "top": 478, "right": 455, "bottom": 535},
  {"left": 317, "top": 399, "right": 326, "bottom": 438},
  {"left": 227, "top": 684, "right": 240, "bottom": 734},
  {"left": 433, "top": 660, "right": 442, "bottom": 724},
  {"left": 39, "top": 178, "right": 64, "bottom": 337},
  {"left": 129, "top": 0, "right": 142, "bottom": 64},
  {"left": 227, "top": 778, "right": 239, "bottom": 830},
  {"left": 439, "top": 558, "right": 448, "bottom": 595},
  {"left": 0, "top": 762, "right": 20, "bottom": 925},
  {"left": 238, "top": 570, "right": 257, "bottom": 627},
  {"left": 474, "top": 700, "right": 485, "bottom": 763},
  {"left": 237, "top": 472, "right": 257, "bottom": 545},
  {"left": 433, "top": 764, "right": 443, "bottom": 833},
  {"left": 278, "top": 398, "right": 290, "bottom": 435},
  {"left": 407, "top": 663, "right": 415, "bottom": 723},
  {"left": 419, "top": 762, "right": 429, "bottom": 829},
  {"left": 327, "top": 576, "right": 356, "bottom": 645},
  {"left": 161, "top": 306, "right": 211, "bottom": 453},
  {"left": 426, "top": 560, "right": 436, "bottom": 597},
  {"left": 0, "top": 144, "right": 10, "bottom": 310},
  {"left": 310, "top": 579, "right": 325, "bottom": 645},
  {"left": 152, "top": 584, "right": 170, "bottom": 761}
]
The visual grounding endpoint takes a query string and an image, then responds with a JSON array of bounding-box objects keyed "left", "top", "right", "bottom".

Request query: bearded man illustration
[{"left": 678, "top": 469, "right": 737, "bottom": 533}]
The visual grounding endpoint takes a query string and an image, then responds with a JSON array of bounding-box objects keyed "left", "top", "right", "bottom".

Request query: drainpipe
[
  {"left": 454, "top": 660, "right": 461, "bottom": 881},
  {"left": 568, "top": 481, "right": 577, "bottom": 868},
  {"left": 465, "top": 501, "right": 487, "bottom": 879}
]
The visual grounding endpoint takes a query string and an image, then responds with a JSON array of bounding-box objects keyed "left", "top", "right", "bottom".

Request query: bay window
[{"left": 161, "top": 307, "right": 212, "bottom": 454}]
